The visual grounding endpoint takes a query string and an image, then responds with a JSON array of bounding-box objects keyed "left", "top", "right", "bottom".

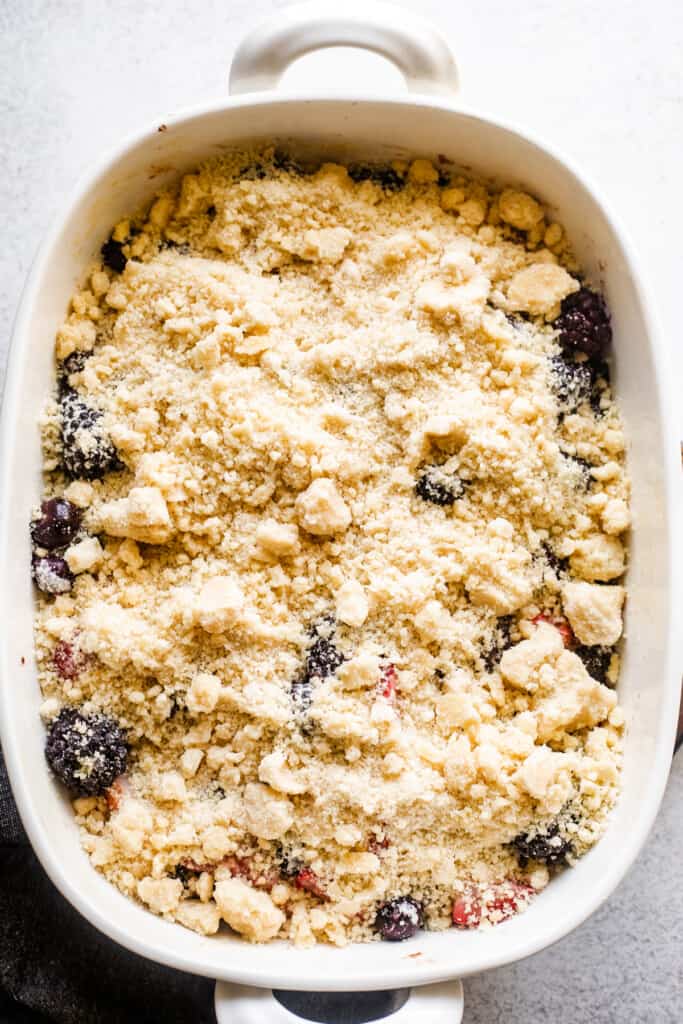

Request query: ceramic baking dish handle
[
  {"left": 215, "top": 980, "right": 465, "bottom": 1023},
  {"left": 228, "top": 0, "right": 458, "bottom": 96}
]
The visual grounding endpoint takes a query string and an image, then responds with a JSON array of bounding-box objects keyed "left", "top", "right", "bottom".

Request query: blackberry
[
  {"left": 60, "top": 389, "right": 121, "bottom": 480},
  {"left": 548, "top": 354, "right": 593, "bottom": 412},
  {"left": 562, "top": 452, "right": 593, "bottom": 490},
  {"left": 512, "top": 822, "right": 573, "bottom": 867},
  {"left": 275, "top": 844, "right": 302, "bottom": 879},
  {"left": 555, "top": 287, "right": 612, "bottom": 359},
  {"left": 59, "top": 350, "right": 92, "bottom": 383},
  {"left": 172, "top": 864, "right": 195, "bottom": 887},
  {"left": 101, "top": 236, "right": 127, "bottom": 274},
  {"left": 30, "top": 498, "right": 82, "bottom": 550},
  {"left": 44, "top": 708, "right": 128, "bottom": 795},
  {"left": 575, "top": 644, "right": 614, "bottom": 686},
  {"left": 415, "top": 468, "right": 466, "bottom": 506},
  {"left": 306, "top": 632, "right": 344, "bottom": 680},
  {"left": 549, "top": 353, "right": 610, "bottom": 416},
  {"left": 374, "top": 896, "right": 424, "bottom": 942},
  {"left": 541, "top": 541, "right": 569, "bottom": 577},
  {"left": 290, "top": 674, "right": 315, "bottom": 716},
  {"left": 32, "top": 554, "right": 74, "bottom": 595},
  {"left": 348, "top": 164, "right": 405, "bottom": 191},
  {"left": 483, "top": 614, "right": 514, "bottom": 671}
]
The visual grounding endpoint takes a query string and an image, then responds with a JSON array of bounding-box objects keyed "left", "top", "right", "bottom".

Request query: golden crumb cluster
[{"left": 34, "top": 149, "right": 628, "bottom": 946}]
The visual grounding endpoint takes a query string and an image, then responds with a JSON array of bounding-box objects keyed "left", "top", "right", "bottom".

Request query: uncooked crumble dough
[{"left": 33, "top": 149, "right": 629, "bottom": 946}]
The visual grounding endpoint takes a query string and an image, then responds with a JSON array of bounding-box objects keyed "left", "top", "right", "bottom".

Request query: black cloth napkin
[{"left": 0, "top": 749, "right": 215, "bottom": 1024}]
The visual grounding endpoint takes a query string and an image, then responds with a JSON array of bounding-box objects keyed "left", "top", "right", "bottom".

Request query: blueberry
[
  {"left": 374, "top": 896, "right": 424, "bottom": 941},
  {"left": 575, "top": 645, "right": 614, "bottom": 686},
  {"left": 415, "top": 468, "right": 466, "bottom": 506},
  {"left": 172, "top": 864, "right": 195, "bottom": 887},
  {"left": 32, "top": 554, "right": 74, "bottom": 594},
  {"left": 44, "top": 707, "right": 128, "bottom": 795},
  {"left": 30, "top": 498, "right": 82, "bottom": 550},
  {"left": 512, "top": 822, "right": 573, "bottom": 867},
  {"left": 348, "top": 164, "right": 405, "bottom": 190},
  {"left": 483, "top": 614, "right": 514, "bottom": 671},
  {"left": 554, "top": 287, "right": 612, "bottom": 359},
  {"left": 60, "top": 388, "right": 121, "bottom": 480},
  {"left": 101, "top": 237, "right": 127, "bottom": 274}
]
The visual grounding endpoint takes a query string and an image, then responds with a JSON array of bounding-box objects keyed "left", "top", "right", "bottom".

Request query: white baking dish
[{"left": 1, "top": 3, "right": 681, "bottom": 1021}]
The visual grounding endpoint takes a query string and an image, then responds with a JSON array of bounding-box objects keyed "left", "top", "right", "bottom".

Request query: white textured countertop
[{"left": 1, "top": 2, "right": 681, "bottom": 1021}]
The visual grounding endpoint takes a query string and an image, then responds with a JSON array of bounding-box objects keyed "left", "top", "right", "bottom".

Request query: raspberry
[
  {"left": 486, "top": 880, "right": 535, "bottom": 922},
  {"left": 555, "top": 287, "right": 612, "bottom": 359},
  {"left": 30, "top": 498, "right": 82, "bottom": 550},
  {"left": 374, "top": 896, "right": 424, "bottom": 941},
  {"left": 295, "top": 868, "right": 328, "bottom": 900},
  {"left": 101, "top": 236, "right": 127, "bottom": 274},
  {"left": 379, "top": 664, "right": 398, "bottom": 700},
  {"left": 512, "top": 823, "right": 573, "bottom": 867},
  {"left": 53, "top": 640, "right": 87, "bottom": 680},
  {"left": 60, "top": 389, "right": 121, "bottom": 480},
  {"left": 452, "top": 887, "right": 482, "bottom": 928},
  {"left": 32, "top": 554, "right": 73, "bottom": 595},
  {"left": 44, "top": 707, "right": 128, "bottom": 796},
  {"left": 415, "top": 467, "right": 465, "bottom": 506},
  {"left": 531, "top": 613, "right": 574, "bottom": 648}
]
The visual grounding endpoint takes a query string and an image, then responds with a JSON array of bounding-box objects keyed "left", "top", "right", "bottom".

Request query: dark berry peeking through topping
[
  {"left": 541, "top": 541, "right": 569, "bottom": 577},
  {"left": 59, "top": 350, "right": 92, "bottom": 382},
  {"left": 375, "top": 896, "right": 424, "bottom": 941},
  {"left": 101, "top": 237, "right": 127, "bottom": 274},
  {"left": 60, "top": 389, "right": 121, "bottom": 480},
  {"left": 44, "top": 707, "right": 128, "bottom": 796},
  {"left": 512, "top": 822, "right": 573, "bottom": 867},
  {"left": 554, "top": 286, "right": 612, "bottom": 359},
  {"left": 415, "top": 468, "right": 466, "bottom": 506},
  {"left": 561, "top": 452, "right": 593, "bottom": 490},
  {"left": 30, "top": 498, "right": 82, "bottom": 550},
  {"left": 575, "top": 645, "right": 615, "bottom": 686},
  {"left": 549, "top": 352, "right": 610, "bottom": 416},
  {"left": 483, "top": 614, "right": 514, "bottom": 671},
  {"left": 32, "top": 554, "right": 74, "bottom": 594},
  {"left": 348, "top": 164, "right": 405, "bottom": 190},
  {"left": 306, "top": 631, "right": 344, "bottom": 680}
]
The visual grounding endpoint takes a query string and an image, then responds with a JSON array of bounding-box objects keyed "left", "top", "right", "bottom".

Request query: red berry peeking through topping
[
  {"left": 379, "top": 664, "right": 398, "bottom": 700},
  {"left": 452, "top": 880, "right": 535, "bottom": 929},
  {"left": 295, "top": 868, "right": 328, "bottom": 900},
  {"left": 53, "top": 640, "right": 87, "bottom": 680},
  {"left": 452, "top": 887, "right": 482, "bottom": 928},
  {"left": 531, "top": 613, "right": 574, "bottom": 648}
]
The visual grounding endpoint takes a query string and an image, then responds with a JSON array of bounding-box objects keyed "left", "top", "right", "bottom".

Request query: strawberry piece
[
  {"left": 531, "top": 613, "right": 574, "bottom": 648},
  {"left": 295, "top": 868, "right": 328, "bottom": 900},
  {"left": 180, "top": 857, "right": 215, "bottom": 874},
  {"left": 486, "top": 880, "right": 534, "bottom": 922},
  {"left": 452, "top": 886, "right": 482, "bottom": 928},
  {"left": 380, "top": 664, "right": 398, "bottom": 700}
]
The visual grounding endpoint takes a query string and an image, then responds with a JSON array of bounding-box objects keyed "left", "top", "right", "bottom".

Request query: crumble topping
[{"left": 33, "top": 149, "right": 628, "bottom": 946}]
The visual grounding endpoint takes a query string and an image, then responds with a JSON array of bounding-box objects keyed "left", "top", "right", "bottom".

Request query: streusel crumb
[{"left": 33, "top": 149, "right": 628, "bottom": 946}]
